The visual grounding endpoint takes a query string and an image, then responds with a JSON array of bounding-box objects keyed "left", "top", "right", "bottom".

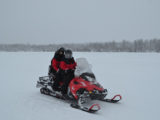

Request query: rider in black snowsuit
[{"left": 48, "top": 47, "right": 65, "bottom": 91}]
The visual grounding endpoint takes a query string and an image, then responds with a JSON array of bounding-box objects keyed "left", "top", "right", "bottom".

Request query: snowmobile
[{"left": 36, "top": 58, "right": 122, "bottom": 113}]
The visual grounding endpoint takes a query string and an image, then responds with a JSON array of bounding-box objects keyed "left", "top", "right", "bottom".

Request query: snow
[{"left": 0, "top": 52, "right": 160, "bottom": 120}]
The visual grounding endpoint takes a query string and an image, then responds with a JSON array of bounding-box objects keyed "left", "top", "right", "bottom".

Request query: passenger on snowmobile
[
  {"left": 48, "top": 47, "right": 65, "bottom": 76},
  {"left": 54, "top": 49, "right": 77, "bottom": 94}
]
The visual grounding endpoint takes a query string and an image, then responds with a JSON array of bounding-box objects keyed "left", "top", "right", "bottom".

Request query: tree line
[{"left": 0, "top": 39, "right": 160, "bottom": 52}]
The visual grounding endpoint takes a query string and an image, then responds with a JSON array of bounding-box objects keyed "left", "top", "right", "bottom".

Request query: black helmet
[
  {"left": 65, "top": 49, "right": 72, "bottom": 59},
  {"left": 58, "top": 47, "right": 65, "bottom": 55},
  {"left": 59, "top": 47, "right": 65, "bottom": 52}
]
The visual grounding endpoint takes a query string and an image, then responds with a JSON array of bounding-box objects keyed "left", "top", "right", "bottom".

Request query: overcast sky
[{"left": 0, "top": 0, "right": 160, "bottom": 44}]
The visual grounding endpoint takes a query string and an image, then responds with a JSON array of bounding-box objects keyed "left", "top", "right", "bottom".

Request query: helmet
[
  {"left": 59, "top": 47, "right": 65, "bottom": 52},
  {"left": 65, "top": 49, "right": 72, "bottom": 59},
  {"left": 58, "top": 47, "right": 65, "bottom": 55}
]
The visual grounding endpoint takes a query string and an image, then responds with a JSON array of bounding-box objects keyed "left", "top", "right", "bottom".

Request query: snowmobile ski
[
  {"left": 100, "top": 94, "right": 122, "bottom": 103},
  {"left": 70, "top": 103, "right": 100, "bottom": 113}
]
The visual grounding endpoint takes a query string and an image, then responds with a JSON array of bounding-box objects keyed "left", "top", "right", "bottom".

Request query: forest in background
[{"left": 0, "top": 39, "right": 160, "bottom": 52}]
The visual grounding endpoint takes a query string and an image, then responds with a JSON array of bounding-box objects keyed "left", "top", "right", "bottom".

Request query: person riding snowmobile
[
  {"left": 48, "top": 47, "right": 65, "bottom": 76},
  {"left": 49, "top": 47, "right": 65, "bottom": 91},
  {"left": 53, "top": 49, "right": 77, "bottom": 94}
]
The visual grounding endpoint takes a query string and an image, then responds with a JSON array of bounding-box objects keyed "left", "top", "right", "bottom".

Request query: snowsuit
[
  {"left": 49, "top": 48, "right": 65, "bottom": 91},
  {"left": 55, "top": 57, "right": 77, "bottom": 94},
  {"left": 48, "top": 49, "right": 65, "bottom": 76}
]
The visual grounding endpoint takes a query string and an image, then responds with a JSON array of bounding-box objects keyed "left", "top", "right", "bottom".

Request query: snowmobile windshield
[{"left": 75, "top": 58, "right": 95, "bottom": 80}]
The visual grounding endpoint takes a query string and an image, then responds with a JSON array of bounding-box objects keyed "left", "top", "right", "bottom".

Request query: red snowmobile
[{"left": 36, "top": 58, "right": 122, "bottom": 113}]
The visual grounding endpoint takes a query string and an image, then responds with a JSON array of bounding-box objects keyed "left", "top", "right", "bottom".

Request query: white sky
[{"left": 0, "top": 0, "right": 160, "bottom": 44}]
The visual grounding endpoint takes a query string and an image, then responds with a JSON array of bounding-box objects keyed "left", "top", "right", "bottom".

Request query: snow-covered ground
[{"left": 0, "top": 52, "right": 160, "bottom": 120}]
